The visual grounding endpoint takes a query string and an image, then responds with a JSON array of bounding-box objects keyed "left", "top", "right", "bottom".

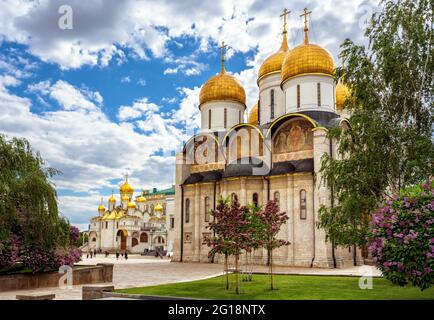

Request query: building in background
[{"left": 87, "top": 176, "right": 175, "bottom": 254}]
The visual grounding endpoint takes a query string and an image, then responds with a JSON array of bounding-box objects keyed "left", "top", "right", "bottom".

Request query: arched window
[
  {"left": 105, "top": 221, "right": 108, "bottom": 229},
  {"left": 237, "top": 135, "right": 242, "bottom": 159},
  {"left": 224, "top": 108, "right": 227, "bottom": 128},
  {"left": 252, "top": 193, "right": 258, "bottom": 206},
  {"left": 185, "top": 198, "right": 190, "bottom": 223},
  {"left": 140, "top": 233, "right": 148, "bottom": 243},
  {"left": 91, "top": 237, "right": 96, "bottom": 242},
  {"left": 297, "top": 84, "right": 301, "bottom": 108},
  {"left": 132, "top": 238, "right": 139, "bottom": 247},
  {"left": 231, "top": 193, "right": 238, "bottom": 203},
  {"left": 150, "top": 204, "right": 154, "bottom": 214},
  {"left": 317, "top": 83, "right": 321, "bottom": 106},
  {"left": 270, "top": 89, "right": 275, "bottom": 119},
  {"left": 208, "top": 109, "right": 212, "bottom": 129},
  {"left": 300, "top": 189, "right": 307, "bottom": 219},
  {"left": 204, "top": 197, "right": 211, "bottom": 222},
  {"left": 274, "top": 191, "right": 280, "bottom": 208}
]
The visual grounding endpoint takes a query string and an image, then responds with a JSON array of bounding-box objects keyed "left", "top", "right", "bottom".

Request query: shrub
[{"left": 369, "top": 179, "right": 434, "bottom": 290}]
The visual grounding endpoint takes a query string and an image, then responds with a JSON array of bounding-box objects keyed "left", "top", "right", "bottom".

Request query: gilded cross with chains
[{"left": 280, "top": 8, "right": 291, "bottom": 33}]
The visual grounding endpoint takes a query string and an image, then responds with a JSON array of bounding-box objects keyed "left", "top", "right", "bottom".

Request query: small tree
[
  {"left": 258, "top": 200, "right": 289, "bottom": 290},
  {"left": 369, "top": 180, "right": 434, "bottom": 290},
  {"left": 206, "top": 198, "right": 252, "bottom": 294}
]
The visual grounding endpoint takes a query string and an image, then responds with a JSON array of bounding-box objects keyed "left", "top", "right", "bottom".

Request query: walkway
[{"left": 0, "top": 255, "right": 381, "bottom": 300}]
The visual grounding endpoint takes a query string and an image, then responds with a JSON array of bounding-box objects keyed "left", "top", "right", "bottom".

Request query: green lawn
[{"left": 116, "top": 274, "right": 434, "bottom": 300}]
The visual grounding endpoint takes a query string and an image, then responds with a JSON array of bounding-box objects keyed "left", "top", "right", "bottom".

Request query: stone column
[
  {"left": 240, "top": 177, "right": 247, "bottom": 205},
  {"left": 193, "top": 183, "right": 201, "bottom": 261},
  {"left": 312, "top": 128, "right": 334, "bottom": 268},
  {"left": 287, "top": 175, "right": 295, "bottom": 265}
]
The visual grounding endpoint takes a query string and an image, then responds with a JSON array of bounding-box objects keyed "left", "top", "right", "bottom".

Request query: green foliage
[{"left": 318, "top": 0, "right": 434, "bottom": 248}]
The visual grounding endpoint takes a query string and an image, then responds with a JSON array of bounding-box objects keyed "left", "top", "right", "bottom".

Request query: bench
[
  {"left": 16, "top": 293, "right": 55, "bottom": 300},
  {"left": 82, "top": 285, "right": 115, "bottom": 300}
]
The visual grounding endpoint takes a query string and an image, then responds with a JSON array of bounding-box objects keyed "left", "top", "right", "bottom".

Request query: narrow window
[
  {"left": 300, "top": 189, "right": 307, "bottom": 220},
  {"left": 257, "top": 100, "right": 261, "bottom": 125},
  {"left": 297, "top": 85, "right": 301, "bottom": 108},
  {"left": 150, "top": 204, "right": 154, "bottom": 214},
  {"left": 317, "top": 83, "right": 321, "bottom": 106},
  {"left": 239, "top": 110, "right": 241, "bottom": 123},
  {"left": 208, "top": 109, "right": 211, "bottom": 129},
  {"left": 204, "top": 197, "right": 210, "bottom": 222},
  {"left": 170, "top": 217, "right": 175, "bottom": 229},
  {"left": 270, "top": 89, "right": 275, "bottom": 119},
  {"left": 224, "top": 108, "right": 227, "bottom": 128},
  {"left": 237, "top": 136, "right": 242, "bottom": 159},
  {"left": 105, "top": 221, "right": 108, "bottom": 229},
  {"left": 274, "top": 191, "right": 280, "bottom": 208},
  {"left": 185, "top": 198, "right": 190, "bottom": 223},
  {"left": 252, "top": 193, "right": 259, "bottom": 206}
]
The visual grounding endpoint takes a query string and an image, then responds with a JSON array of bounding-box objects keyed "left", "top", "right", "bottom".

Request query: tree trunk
[
  {"left": 224, "top": 254, "right": 229, "bottom": 290},
  {"left": 235, "top": 254, "right": 239, "bottom": 294},
  {"left": 269, "top": 248, "right": 274, "bottom": 290}
]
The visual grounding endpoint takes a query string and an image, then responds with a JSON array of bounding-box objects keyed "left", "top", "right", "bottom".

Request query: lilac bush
[
  {"left": 69, "top": 226, "right": 80, "bottom": 243},
  {"left": 369, "top": 179, "right": 434, "bottom": 290}
]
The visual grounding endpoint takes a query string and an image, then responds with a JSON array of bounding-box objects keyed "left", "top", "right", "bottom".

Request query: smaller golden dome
[
  {"left": 248, "top": 103, "right": 259, "bottom": 125},
  {"left": 127, "top": 202, "right": 136, "bottom": 208},
  {"left": 282, "top": 43, "right": 335, "bottom": 83},
  {"left": 98, "top": 204, "right": 105, "bottom": 211},
  {"left": 258, "top": 33, "right": 289, "bottom": 81},
  {"left": 121, "top": 195, "right": 130, "bottom": 201},
  {"left": 154, "top": 203, "right": 163, "bottom": 211},
  {"left": 199, "top": 41, "right": 246, "bottom": 107},
  {"left": 119, "top": 176, "right": 134, "bottom": 194},
  {"left": 108, "top": 194, "right": 116, "bottom": 203},
  {"left": 137, "top": 196, "right": 146, "bottom": 203},
  {"left": 336, "top": 82, "right": 350, "bottom": 111}
]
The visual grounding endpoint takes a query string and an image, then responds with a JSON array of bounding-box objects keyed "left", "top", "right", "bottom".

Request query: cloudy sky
[{"left": 0, "top": 0, "right": 379, "bottom": 229}]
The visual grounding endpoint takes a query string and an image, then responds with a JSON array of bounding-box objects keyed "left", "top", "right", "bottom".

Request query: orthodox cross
[
  {"left": 300, "top": 8, "right": 312, "bottom": 44},
  {"left": 280, "top": 8, "right": 291, "bottom": 34},
  {"left": 220, "top": 41, "right": 227, "bottom": 73}
]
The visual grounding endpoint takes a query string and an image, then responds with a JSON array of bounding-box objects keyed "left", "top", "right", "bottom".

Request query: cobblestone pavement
[{"left": 0, "top": 255, "right": 381, "bottom": 300}]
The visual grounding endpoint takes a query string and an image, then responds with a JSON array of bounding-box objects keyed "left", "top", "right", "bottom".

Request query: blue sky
[{"left": 0, "top": 0, "right": 377, "bottom": 229}]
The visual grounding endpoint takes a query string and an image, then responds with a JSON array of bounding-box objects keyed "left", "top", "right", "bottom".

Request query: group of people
[
  {"left": 116, "top": 251, "right": 128, "bottom": 260},
  {"left": 86, "top": 249, "right": 98, "bottom": 259}
]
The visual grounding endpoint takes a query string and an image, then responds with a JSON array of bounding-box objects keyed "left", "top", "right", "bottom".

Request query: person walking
[
  {"left": 124, "top": 251, "right": 128, "bottom": 260},
  {"left": 116, "top": 251, "right": 119, "bottom": 260}
]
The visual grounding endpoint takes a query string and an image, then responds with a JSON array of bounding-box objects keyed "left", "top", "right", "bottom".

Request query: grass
[{"left": 116, "top": 273, "right": 434, "bottom": 300}]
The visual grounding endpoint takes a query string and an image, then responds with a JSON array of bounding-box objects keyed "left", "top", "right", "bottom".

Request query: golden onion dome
[
  {"left": 258, "top": 32, "right": 289, "bottom": 81},
  {"left": 154, "top": 203, "right": 164, "bottom": 211},
  {"left": 121, "top": 195, "right": 130, "bottom": 201},
  {"left": 98, "top": 204, "right": 106, "bottom": 211},
  {"left": 248, "top": 103, "right": 259, "bottom": 125},
  {"left": 119, "top": 176, "right": 134, "bottom": 194},
  {"left": 336, "top": 82, "right": 350, "bottom": 111},
  {"left": 282, "top": 43, "right": 335, "bottom": 83},
  {"left": 137, "top": 196, "right": 146, "bottom": 203},
  {"left": 127, "top": 202, "right": 136, "bottom": 208},
  {"left": 199, "top": 41, "right": 246, "bottom": 107},
  {"left": 108, "top": 194, "right": 116, "bottom": 203}
]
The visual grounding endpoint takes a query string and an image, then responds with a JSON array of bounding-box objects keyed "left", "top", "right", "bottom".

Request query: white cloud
[
  {"left": 117, "top": 97, "right": 160, "bottom": 121},
  {"left": 121, "top": 76, "right": 131, "bottom": 83}
]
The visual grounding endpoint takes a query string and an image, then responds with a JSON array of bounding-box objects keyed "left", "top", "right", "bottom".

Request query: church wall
[
  {"left": 283, "top": 75, "right": 335, "bottom": 114},
  {"left": 258, "top": 73, "right": 285, "bottom": 124},
  {"left": 200, "top": 101, "right": 245, "bottom": 130}
]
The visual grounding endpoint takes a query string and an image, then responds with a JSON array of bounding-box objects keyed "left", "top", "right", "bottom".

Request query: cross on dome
[{"left": 300, "top": 8, "right": 312, "bottom": 44}]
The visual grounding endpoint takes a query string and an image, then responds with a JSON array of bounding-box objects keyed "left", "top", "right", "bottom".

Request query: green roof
[{"left": 143, "top": 185, "right": 175, "bottom": 196}]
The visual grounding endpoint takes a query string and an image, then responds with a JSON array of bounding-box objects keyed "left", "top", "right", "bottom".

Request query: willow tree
[
  {"left": 0, "top": 135, "right": 72, "bottom": 270},
  {"left": 318, "top": 0, "right": 434, "bottom": 253}
]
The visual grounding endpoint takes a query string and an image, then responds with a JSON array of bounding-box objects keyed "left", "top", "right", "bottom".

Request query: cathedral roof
[{"left": 248, "top": 103, "right": 259, "bottom": 125}]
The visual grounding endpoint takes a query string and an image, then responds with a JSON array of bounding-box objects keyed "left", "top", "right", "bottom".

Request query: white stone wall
[
  {"left": 258, "top": 73, "right": 285, "bottom": 124},
  {"left": 283, "top": 75, "right": 335, "bottom": 114},
  {"left": 200, "top": 100, "right": 246, "bottom": 131}
]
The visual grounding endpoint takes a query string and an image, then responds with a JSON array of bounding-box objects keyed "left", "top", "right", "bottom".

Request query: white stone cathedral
[{"left": 172, "top": 9, "right": 362, "bottom": 268}]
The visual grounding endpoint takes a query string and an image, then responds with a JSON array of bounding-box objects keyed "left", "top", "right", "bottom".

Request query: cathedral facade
[
  {"left": 172, "top": 9, "right": 362, "bottom": 268},
  {"left": 88, "top": 177, "right": 176, "bottom": 254}
]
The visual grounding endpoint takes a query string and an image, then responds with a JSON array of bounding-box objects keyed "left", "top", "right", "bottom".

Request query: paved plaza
[{"left": 0, "top": 255, "right": 381, "bottom": 300}]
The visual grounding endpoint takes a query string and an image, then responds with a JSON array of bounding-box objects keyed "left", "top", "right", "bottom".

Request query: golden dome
[
  {"left": 199, "top": 73, "right": 246, "bottom": 106},
  {"left": 199, "top": 41, "right": 246, "bottom": 107},
  {"left": 121, "top": 195, "right": 130, "bottom": 201},
  {"left": 108, "top": 194, "right": 116, "bottom": 203},
  {"left": 336, "top": 82, "right": 350, "bottom": 111},
  {"left": 154, "top": 203, "right": 163, "bottom": 211},
  {"left": 248, "top": 103, "right": 259, "bottom": 125},
  {"left": 282, "top": 43, "right": 335, "bottom": 83},
  {"left": 258, "top": 33, "right": 289, "bottom": 81},
  {"left": 127, "top": 202, "right": 136, "bottom": 208},
  {"left": 119, "top": 176, "right": 134, "bottom": 194},
  {"left": 98, "top": 204, "right": 106, "bottom": 211},
  {"left": 137, "top": 196, "right": 146, "bottom": 203}
]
